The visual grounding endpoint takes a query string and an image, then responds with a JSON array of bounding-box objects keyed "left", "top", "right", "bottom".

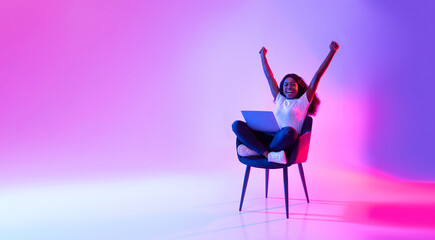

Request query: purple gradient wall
[{"left": 1, "top": 0, "right": 434, "bottom": 183}]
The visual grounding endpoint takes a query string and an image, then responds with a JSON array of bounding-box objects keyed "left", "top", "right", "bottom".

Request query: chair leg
[
  {"left": 265, "top": 169, "right": 269, "bottom": 198},
  {"left": 283, "top": 167, "right": 289, "bottom": 218},
  {"left": 298, "top": 163, "right": 310, "bottom": 203},
  {"left": 239, "top": 166, "right": 251, "bottom": 211}
]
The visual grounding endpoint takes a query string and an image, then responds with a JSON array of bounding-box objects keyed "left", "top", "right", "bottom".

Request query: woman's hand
[
  {"left": 330, "top": 41, "right": 339, "bottom": 52},
  {"left": 259, "top": 47, "right": 267, "bottom": 56}
]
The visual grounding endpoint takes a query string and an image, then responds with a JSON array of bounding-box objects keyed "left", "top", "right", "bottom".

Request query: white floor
[{"left": 1, "top": 163, "right": 434, "bottom": 240}]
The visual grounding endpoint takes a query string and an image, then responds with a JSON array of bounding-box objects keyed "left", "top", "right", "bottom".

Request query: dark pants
[{"left": 232, "top": 120, "right": 298, "bottom": 156}]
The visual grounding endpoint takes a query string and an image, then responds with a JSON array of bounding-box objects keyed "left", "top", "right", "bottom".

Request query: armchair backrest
[{"left": 289, "top": 116, "right": 313, "bottom": 164}]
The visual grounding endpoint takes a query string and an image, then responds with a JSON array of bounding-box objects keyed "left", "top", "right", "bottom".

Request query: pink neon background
[
  {"left": 1, "top": 1, "right": 435, "bottom": 239},
  {"left": 1, "top": 0, "right": 434, "bottom": 183}
]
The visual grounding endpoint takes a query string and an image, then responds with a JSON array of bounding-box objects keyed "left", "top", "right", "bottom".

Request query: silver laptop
[{"left": 241, "top": 111, "right": 280, "bottom": 132}]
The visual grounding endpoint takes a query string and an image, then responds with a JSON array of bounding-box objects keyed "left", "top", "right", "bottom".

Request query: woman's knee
[
  {"left": 232, "top": 120, "right": 247, "bottom": 132},
  {"left": 282, "top": 127, "right": 298, "bottom": 138}
]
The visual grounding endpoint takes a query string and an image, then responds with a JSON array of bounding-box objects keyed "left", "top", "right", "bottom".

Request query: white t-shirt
[{"left": 274, "top": 92, "right": 311, "bottom": 134}]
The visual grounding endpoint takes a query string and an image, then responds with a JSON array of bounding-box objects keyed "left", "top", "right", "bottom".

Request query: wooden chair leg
[
  {"left": 265, "top": 169, "right": 269, "bottom": 198},
  {"left": 283, "top": 167, "right": 289, "bottom": 218},
  {"left": 239, "top": 166, "right": 251, "bottom": 211},
  {"left": 298, "top": 163, "right": 310, "bottom": 203}
]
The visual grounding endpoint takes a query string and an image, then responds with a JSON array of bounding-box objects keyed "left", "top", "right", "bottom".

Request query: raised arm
[
  {"left": 306, "top": 41, "right": 339, "bottom": 102},
  {"left": 259, "top": 47, "right": 280, "bottom": 100}
]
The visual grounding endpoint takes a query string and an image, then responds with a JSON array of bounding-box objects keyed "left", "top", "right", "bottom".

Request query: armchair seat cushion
[{"left": 238, "top": 155, "right": 293, "bottom": 169}]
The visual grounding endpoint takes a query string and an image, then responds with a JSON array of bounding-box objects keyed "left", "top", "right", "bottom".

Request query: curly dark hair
[{"left": 279, "top": 73, "right": 320, "bottom": 116}]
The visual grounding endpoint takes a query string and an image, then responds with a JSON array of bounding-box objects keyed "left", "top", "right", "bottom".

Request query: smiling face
[{"left": 283, "top": 77, "right": 298, "bottom": 99}]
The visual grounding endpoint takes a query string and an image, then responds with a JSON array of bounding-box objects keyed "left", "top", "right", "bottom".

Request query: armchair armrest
[{"left": 289, "top": 131, "right": 312, "bottom": 164}]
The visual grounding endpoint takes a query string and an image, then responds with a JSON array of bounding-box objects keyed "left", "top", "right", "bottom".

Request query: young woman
[{"left": 232, "top": 41, "right": 339, "bottom": 164}]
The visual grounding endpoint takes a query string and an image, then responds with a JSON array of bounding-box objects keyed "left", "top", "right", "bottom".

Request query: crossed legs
[{"left": 232, "top": 120, "right": 298, "bottom": 158}]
